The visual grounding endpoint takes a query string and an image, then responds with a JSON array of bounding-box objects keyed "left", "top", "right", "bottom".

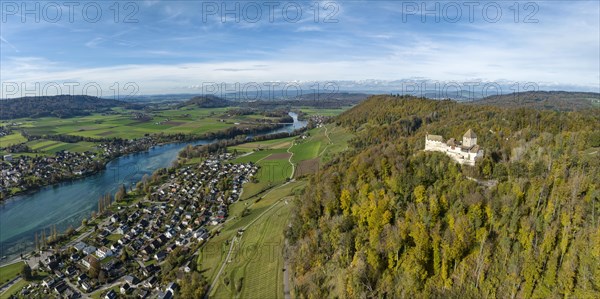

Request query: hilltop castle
[{"left": 425, "top": 129, "right": 484, "bottom": 166}]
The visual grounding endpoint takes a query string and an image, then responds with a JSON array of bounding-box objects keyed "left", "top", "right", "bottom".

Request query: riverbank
[
  {"left": 0, "top": 114, "right": 305, "bottom": 265},
  {"left": 1, "top": 123, "right": 287, "bottom": 201}
]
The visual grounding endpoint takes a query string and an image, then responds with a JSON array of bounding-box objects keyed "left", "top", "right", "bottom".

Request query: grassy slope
[
  {"left": 198, "top": 181, "right": 305, "bottom": 299},
  {"left": 299, "top": 107, "right": 352, "bottom": 116},
  {"left": 232, "top": 149, "right": 293, "bottom": 200},
  {"left": 291, "top": 124, "right": 353, "bottom": 164}
]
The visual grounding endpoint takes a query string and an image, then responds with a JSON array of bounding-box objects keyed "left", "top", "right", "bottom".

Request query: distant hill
[
  {"left": 472, "top": 91, "right": 600, "bottom": 111},
  {"left": 179, "top": 93, "right": 368, "bottom": 109},
  {"left": 291, "top": 92, "right": 369, "bottom": 102},
  {"left": 0, "top": 95, "right": 136, "bottom": 120},
  {"left": 181, "top": 95, "right": 233, "bottom": 108}
]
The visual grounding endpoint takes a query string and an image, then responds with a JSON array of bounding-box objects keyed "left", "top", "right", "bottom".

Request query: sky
[{"left": 1, "top": 0, "right": 599, "bottom": 98}]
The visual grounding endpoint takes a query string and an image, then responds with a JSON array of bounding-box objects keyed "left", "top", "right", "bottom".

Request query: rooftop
[{"left": 463, "top": 129, "right": 477, "bottom": 138}]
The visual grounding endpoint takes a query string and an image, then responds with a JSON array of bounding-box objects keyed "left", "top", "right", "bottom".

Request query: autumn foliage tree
[{"left": 287, "top": 95, "right": 600, "bottom": 298}]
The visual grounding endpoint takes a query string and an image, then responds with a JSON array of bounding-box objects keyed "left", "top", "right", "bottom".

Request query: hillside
[
  {"left": 182, "top": 95, "right": 234, "bottom": 108},
  {"left": 287, "top": 95, "right": 600, "bottom": 298},
  {"left": 180, "top": 93, "right": 367, "bottom": 110},
  {"left": 472, "top": 91, "right": 600, "bottom": 111},
  {"left": 0, "top": 95, "right": 132, "bottom": 119}
]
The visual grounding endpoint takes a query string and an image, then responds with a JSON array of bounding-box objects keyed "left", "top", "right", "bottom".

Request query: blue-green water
[{"left": 0, "top": 113, "right": 306, "bottom": 262}]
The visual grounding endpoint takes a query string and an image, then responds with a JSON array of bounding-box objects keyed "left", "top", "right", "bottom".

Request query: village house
[
  {"left": 15, "top": 153, "right": 260, "bottom": 298},
  {"left": 96, "top": 246, "right": 113, "bottom": 259},
  {"left": 82, "top": 245, "right": 97, "bottom": 256},
  {"left": 120, "top": 283, "right": 131, "bottom": 294},
  {"left": 81, "top": 255, "right": 97, "bottom": 269},
  {"left": 105, "top": 289, "right": 118, "bottom": 299}
]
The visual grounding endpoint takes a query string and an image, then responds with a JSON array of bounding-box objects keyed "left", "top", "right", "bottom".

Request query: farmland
[
  {"left": 228, "top": 124, "right": 353, "bottom": 198},
  {"left": 290, "top": 124, "right": 353, "bottom": 176},
  {"left": 0, "top": 133, "right": 27, "bottom": 148},
  {"left": 0, "top": 105, "right": 295, "bottom": 161},
  {"left": 0, "top": 262, "right": 24, "bottom": 284},
  {"left": 231, "top": 148, "right": 294, "bottom": 199},
  {"left": 1, "top": 104, "right": 350, "bottom": 154},
  {"left": 2, "top": 107, "right": 236, "bottom": 140},
  {"left": 297, "top": 107, "right": 352, "bottom": 117}
]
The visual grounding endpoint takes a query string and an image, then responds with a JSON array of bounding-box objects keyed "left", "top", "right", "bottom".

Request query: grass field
[
  {"left": 0, "top": 107, "right": 262, "bottom": 141},
  {"left": 25, "top": 139, "right": 98, "bottom": 154},
  {"left": 298, "top": 107, "right": 351, "bottom": 116},
  {"left": 229, "top": 124, "right": 352, "bottom": 197},
  {"left": 0, "top": 262, "right": 24, "bottom": 284},
  {"left": 290, "top": 124, "right": 353, "bottom": 174},
  {"left": 230, "top": 137, "right": 295, "bottom": 151},
  {"left": 0, "top": 133, "right": 27, "bottom": 148},
  {"left": 232, "top": 148, "right": 293, "bottom": 199},
  {"left": 198, "top": 181, "right": 306, "bottom": 299}
]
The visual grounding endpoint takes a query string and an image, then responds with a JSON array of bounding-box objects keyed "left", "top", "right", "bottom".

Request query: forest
[
  {"left": 0, "top": 95, "right": 141, "bottom": 119},
  {"left": 287, "top": 95, "right": 600, "bottom": 298},
  {"left": 473, "top": 91, "right": 599, "bottom": 112}
]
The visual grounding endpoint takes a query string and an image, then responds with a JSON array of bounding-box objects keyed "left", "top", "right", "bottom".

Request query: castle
[{"left": 424, "top": 129, "right": 484, "bottom": 166}]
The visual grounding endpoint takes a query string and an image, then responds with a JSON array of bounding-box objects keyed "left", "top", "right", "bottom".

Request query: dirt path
[
  {"left": 318, "top": 125, "right": 333, "bottom": 157},
  {"left": 286, "top": 142, "right": 295, "bottom": 179}
]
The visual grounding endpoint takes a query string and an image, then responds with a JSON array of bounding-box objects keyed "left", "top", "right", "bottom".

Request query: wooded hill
[
  {"left": 179, "top": 93, "right": 367, "bottom": 110},
  {"left": 0, "top": 95, "right": 139, "bottom": 119},
  {"left": 180, "top": 95, "right": 234, "bottom": 108},
  {"left": 472, "top": 91, "right": 600, "bottom": 111},
  {"left": 287, "top": 95, "right": 600, "bottom": 298}
]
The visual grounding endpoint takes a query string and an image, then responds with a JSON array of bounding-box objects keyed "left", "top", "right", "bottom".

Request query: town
[
  {"left": 6, "top": 152, "right": 258, "bottom": 298},
  {"left": 0, "top": 137, "right": 158, "bottom": 200}
]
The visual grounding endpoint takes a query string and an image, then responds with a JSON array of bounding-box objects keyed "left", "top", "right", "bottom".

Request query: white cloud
[{"left": 0, "top": 36, "right": 19, "bottom": 52}]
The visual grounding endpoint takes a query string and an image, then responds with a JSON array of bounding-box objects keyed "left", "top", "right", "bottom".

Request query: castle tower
[{"left": 463, "top": 129, "right": 477, "bottom": 148}]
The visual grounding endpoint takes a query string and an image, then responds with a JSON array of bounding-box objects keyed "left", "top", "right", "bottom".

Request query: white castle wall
[{"left": 425, "top": 138, "right": 483, "bottom": 166}]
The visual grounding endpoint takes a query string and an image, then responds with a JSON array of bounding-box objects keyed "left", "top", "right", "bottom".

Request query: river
[{"left": 0, "top": 113, "right": 306, "bottom": 263}]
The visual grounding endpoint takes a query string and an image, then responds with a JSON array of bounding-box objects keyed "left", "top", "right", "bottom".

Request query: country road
[{"left": 0, "top": 276, "right": 21, "bottom": 295}]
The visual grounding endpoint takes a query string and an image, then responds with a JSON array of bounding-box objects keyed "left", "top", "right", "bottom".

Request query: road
[
  {"left": 283, "top": 240, "right": 291, "bottom": 299},
  {"left": 0, "top": 276, "right": 22, "bottom": 295},
  {"left": 64, "top": 279, "right": 90, "bottom": 299}
]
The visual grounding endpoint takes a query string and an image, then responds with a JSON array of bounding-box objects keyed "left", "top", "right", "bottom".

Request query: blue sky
[{"left": 1, "top": 0, "right": 599, "bottom": 97}]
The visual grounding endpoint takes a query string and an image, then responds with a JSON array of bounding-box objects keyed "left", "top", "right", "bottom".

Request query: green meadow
[
  {"left": 0, "top": 107, "right": 268, "bottom": 141},
  {"left": 0, "top": 262, "right": 24, "bottom": 284},
  {"left": 232, "top": 148, "right": 293, "bottom": 199},
  {"left": 298, "top": 107, "right": 352, "bottom": 116},
  {"left": 0, "top": 133, "right": 27, "bottom": 148}
]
